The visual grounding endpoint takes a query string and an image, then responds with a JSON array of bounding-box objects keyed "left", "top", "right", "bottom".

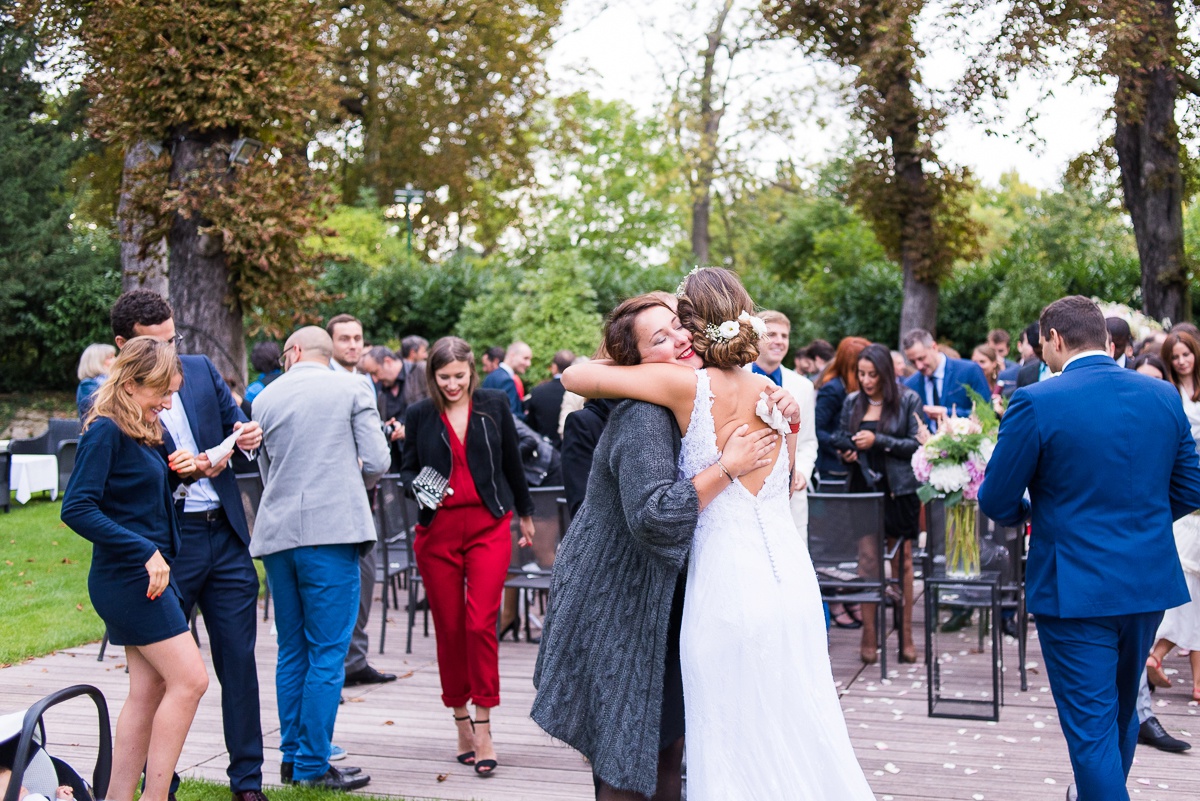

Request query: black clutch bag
[{"left": 412, "top": 465, "right": 454, "bottom": 510}]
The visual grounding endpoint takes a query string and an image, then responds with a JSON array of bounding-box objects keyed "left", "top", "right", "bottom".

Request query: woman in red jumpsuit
[{"left": 400, "top": 336, "right": 535, "bottom": 778}]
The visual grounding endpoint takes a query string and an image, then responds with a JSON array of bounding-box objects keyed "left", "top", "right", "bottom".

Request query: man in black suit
[
  {"left": 526, "top": 350, "right": 574, "bottom": 449},
  {"left": 111, "top": 291, "right": 269, "bottom": 801},
  {"left": 1107, "top": 317, "right": 1134, "bottom": 368}
]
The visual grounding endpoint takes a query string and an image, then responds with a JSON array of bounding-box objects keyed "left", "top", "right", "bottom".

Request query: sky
[{"left": 544, "top": 0, "right": 1113, "bottom": 191}]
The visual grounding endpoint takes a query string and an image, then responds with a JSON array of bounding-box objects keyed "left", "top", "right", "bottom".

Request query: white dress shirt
[{"left": 159, "top": 396, "right": 222, "bottom": 512}]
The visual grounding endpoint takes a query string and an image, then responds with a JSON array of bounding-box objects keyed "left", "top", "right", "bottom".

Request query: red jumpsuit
[{"left": 413, "top": 410, "right": 513, "bottom": 707}]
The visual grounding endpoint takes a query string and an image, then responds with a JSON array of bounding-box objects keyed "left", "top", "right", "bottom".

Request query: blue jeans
[{"left": 262, "top": 544, "right": 360, "bottom": 781}]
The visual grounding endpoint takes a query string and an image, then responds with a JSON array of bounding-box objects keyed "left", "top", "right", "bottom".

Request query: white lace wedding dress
[{"left": 679, "top": 369, "right": 875, "bottom": 800}]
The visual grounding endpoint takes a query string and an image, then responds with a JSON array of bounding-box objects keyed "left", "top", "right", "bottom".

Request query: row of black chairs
[{"left": 2, "top": 418, "right": 80, "bottom": 512}]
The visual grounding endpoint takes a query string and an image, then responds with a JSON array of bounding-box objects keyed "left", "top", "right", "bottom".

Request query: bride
[{"left": 562, "top": 267, "right": 874, "bottom": 800}]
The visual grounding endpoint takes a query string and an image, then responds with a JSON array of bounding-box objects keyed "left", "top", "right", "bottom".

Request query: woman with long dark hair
[
  {"left": 399, "top": 336, "right": 534, "bottom": 777},
  {"left": 832, "top": 343, "right": 923, "bottom": 664}
]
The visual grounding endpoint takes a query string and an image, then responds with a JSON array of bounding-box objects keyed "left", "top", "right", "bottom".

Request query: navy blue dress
[{"left": 61, "top": 417, "right": 188, "bottom": 646}]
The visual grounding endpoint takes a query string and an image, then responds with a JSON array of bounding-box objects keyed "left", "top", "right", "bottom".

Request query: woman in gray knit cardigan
[{"left": 532, "top": 294, "right": 792, "bottom": 801}]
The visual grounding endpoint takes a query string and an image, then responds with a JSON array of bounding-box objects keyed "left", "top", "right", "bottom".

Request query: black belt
[{"left": 182, "top": 508, "right": 225, "bottom": 522}]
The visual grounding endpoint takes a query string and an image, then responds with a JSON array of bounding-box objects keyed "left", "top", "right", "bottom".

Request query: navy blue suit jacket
[
  {"left": 163, "top": 354, "right": 253, "bottom": 544},
  {"left": 979, "top": 355, "right": 1200, "bottom": 618},
  {"left": 481, "top": 367, "right": 525, "bottom": 420},
  {"left": 904, "top": 356, "right": 991, "bottom": 424}
]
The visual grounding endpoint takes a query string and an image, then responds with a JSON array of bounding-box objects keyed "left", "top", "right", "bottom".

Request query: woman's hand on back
[{"left": 720, "top": 424, "right": 777, "bottom": 477}]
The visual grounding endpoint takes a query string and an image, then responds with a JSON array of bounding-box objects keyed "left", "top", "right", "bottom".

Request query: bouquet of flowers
[{"left": 911, "top": 393, "right": 997, "bottom": 577}]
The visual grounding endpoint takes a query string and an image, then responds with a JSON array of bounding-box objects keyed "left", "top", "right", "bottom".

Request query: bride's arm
[{"left": 561, "top": 361, "right": 698, "bottom": 416}]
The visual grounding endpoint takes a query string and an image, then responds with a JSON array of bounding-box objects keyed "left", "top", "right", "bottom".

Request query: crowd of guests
[{"left": 58, "top": 285, "right": 1200, "bottom": 801}]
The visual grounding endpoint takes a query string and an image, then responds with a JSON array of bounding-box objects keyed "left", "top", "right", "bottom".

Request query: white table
[{"left": 10, "top": 454, "right": 58, "bottom": 504}]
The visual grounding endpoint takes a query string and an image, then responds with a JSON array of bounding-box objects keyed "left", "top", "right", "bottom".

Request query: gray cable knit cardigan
[{"left": 532, "top": 400, "right": 700, "bottom": 797}]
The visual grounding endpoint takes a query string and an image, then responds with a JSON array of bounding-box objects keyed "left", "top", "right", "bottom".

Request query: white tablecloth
[{"left": 10, "top": 454, "right": 58, "bottom": 504}]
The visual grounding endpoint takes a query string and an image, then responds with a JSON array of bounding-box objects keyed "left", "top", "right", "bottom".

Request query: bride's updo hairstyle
[{"left": 676, "top": 267, "right": 759, "bottom": 369}]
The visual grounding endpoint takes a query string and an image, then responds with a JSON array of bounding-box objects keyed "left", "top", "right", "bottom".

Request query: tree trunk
[
  {"left": 890, "top": 72, "right": 939, "bottom": 339},
  {"left": 690, "top": 0, "right": 734, "bottom": 265},
  {"left": 117, "top": 140, "right": 169, "bottom": 295},
  {"left": 1114, "top": 0, "right": 1189, "bottom": 324},
  {"left": 167, "top": 128, "right": 246, "bottom": 385}
]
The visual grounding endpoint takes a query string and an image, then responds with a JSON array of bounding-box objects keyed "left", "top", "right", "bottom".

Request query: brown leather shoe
[{"left": 232, "top": 791, "right": 270, "bottom": 801}]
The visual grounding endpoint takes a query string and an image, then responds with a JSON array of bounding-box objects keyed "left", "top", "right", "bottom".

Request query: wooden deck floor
[{"left": 3, "top": 589, "right": 1200, "bottom": 801}]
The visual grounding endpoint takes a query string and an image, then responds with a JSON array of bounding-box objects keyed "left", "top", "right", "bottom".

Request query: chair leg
[
  {"left": 878, "top": 596, "right": 888, "bottom": 681},
  {"left": 262, "top": 574, "right": 272, "bottom": 621},
  {"left": 406, "top": 581, "right": 417, "bottom": 655},
  {"left": 97, "top": 630, "right": 109, "bottom": 662},
  {"left": 378, "top": 574, "right": 390, "bottom": 655}
]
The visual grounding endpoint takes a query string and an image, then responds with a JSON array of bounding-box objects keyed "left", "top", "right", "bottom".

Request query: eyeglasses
[
  {"left": 279, "top": 345, "right": 296, "bottom": 367},
  {"left": 168, "top": 334, "right": 184, "bottom": 346}
]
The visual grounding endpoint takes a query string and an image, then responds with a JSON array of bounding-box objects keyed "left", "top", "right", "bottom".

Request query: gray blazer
[
  {"left": 249, "top": 361, "right": 391, "bottom": 558},
  {"left": 532, "top": 401, "right": 699, "bottom": 797}
]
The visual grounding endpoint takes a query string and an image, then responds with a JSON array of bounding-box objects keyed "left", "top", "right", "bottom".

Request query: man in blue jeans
[{"left": 250, "top": 326, "right": 390, "bottom": 791}]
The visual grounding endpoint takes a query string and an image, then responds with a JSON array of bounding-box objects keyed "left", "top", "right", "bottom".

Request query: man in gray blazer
[{"left": 251, "top": 326, "right": 391, "bottom": 791}]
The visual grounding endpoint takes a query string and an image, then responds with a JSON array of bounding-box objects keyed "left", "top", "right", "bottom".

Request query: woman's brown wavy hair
[{"left": 85, "top": 336, "right": 181, "bottom": 446}]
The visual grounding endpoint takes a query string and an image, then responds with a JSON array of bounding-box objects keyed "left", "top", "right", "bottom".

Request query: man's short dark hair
[
  {"left": 987, "top": 328, "right": 1011, "bottom": 347},
  {"left": 485, "top": 345, "right": 505, "bottom": 363},
  {"left": 552, "top": 349, "right": 576, "bottom": 372},
  {"left": 1105, "top": 317, "right": 1132, "bottom": 351},
  {"left": 401, "top": 335, "right": 429, "bottom": 359},
  {"left": 1022, "top": 321, "right": 1040, "bottom": 349},
  {"left": 1040, "top": 296, "right": 1107, "bottom": 351},
  {"left": 901, "top": 329, "right": 935, "bottom": 351},
  {"left": 326, "top": 313, "right": 361, "bottom": 337},
  {"left": 250, "top": 341, "right": 281, "bottom": 374},
  {"left": 365, "top": 345, "right": 396, "bottom": 363},
  {"left": 806, "top": 339, "right": 834, "bottom": 362},
  {"left": 111, "top": 290, "right": 172, "bottom": 340}
]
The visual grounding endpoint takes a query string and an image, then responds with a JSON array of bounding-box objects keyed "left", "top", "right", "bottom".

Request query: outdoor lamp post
[
  {"left": 393, "top": 183, "right": 426, "bottom": 255},
  {"left": 228, "top": 137, "right": 264, "bottom": 167}
]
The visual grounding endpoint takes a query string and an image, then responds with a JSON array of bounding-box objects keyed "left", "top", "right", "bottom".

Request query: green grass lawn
[
  {"left": 178, "top": 777, "right": 418, "bottom": 801},
  {"left": 0, "top": 497, "right": 104, "bottom": 665}
]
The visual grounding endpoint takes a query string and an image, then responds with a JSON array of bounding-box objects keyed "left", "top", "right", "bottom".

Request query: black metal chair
[
  {"left": 8, "top": 430, "right": 51, "bottom": 455},
  {"left": 56, "top": 440, "right": 78, "bottom": 495},
  {"left": 373, "top": 474, "right": 416, "bottom": 654},
  {"left": 502, "top": 486, "right": 568, "bottom": 643},
  {"left": 1, "top": 450, "right": 11, "bottom": 514},
  {"left": 807, "top": 491, "right": 893, "bottom": 678},
  {"left": 48, "top": 419, "right": 82, "bottom": 454}
]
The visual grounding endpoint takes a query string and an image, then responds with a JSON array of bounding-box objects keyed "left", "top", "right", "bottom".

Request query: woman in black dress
[
  {"left": 832, "top": 343, "right": 923, "bottom": 663},
  {"left": 61, "top": 337, "right": 209, "bottom": 801}
]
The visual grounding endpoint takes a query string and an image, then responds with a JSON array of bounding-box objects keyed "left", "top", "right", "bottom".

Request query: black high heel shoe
[
  {"left": 498, "top": 618, "right": 520, "bottom": 642},
  {"left": 473, "top": 719, "right": 497, "bottom": 777},
  {"left": 454, "top": 714, "right": 475, "bottom": 765}
]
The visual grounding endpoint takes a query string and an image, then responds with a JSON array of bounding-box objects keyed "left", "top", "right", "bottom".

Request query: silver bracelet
[{"left": 716, "top": 460, "right": 735, "bottom": 482}]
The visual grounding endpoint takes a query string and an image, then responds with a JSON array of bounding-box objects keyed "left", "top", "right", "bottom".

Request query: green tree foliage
[
  {"left": 509, "top": 253, "right": 604, "bottom": 379},
  {"left": 0, "top": 16, "right": 119, "bottom": 391},
  {"left": 327, "top": 0, "right": 563, "bottom": 247}
]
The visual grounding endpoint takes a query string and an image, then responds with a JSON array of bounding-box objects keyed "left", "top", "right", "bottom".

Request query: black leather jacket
[
  {"left": 831, "top": 387, "right": 923, "bottom": 497},
  {"left": 399, "top": 388, "right": 535, "bottom": 527}
]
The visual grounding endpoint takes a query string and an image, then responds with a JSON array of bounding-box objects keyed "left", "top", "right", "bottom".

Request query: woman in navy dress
[{"left": 61, "top": 337, "right": 210, "bottom": 801}]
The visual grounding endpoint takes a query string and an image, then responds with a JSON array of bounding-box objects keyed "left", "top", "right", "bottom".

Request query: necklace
[{"left": 867, "top": 398, "right": 883, "bottom": 407}]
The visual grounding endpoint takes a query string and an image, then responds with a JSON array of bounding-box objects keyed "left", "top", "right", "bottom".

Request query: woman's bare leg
[
  {"left": 107, "top": 647, "right": 166, "bottom": 801},
  {"left": 136, "top": 632, "right": 209, "bottom": 801},
  {"left": 1147, "top": 638, "right": 1177, "bottom": 687}
]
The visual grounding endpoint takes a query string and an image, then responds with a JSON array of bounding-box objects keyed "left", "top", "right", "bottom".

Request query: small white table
[{"left": 10, "top": 454, "right": 59, "bottom": 504}]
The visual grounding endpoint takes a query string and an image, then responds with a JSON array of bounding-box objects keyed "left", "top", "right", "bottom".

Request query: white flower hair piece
[
  {"left": 675, "top": 265, "right": 702, "bottom": 298},
  {"left": 705, "top": 319, "right": 741, "bottom": 342},
  {"left": 739, "top": 310, "right": 769, "bottom": 338}
]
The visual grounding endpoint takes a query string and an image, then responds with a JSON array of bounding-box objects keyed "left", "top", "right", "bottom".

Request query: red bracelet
[{"left": 789, "top": 422, "right": 800, "bottom": 434}]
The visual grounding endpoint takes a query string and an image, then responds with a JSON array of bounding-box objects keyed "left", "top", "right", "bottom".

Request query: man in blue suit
[
  {"left": 111, "top": 291, "right": 269, "bottom": 801},
  {"left": 901, "top": 329, "right": 991, "bottom": 430},
  {"left": 480, "top": 341, "right": 532, "bottom": 420},
  {"left": 979, "top": 295, "right": 1200, "bottom": 800}
]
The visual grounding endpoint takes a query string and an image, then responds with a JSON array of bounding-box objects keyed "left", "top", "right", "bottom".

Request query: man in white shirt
[
  {"left": 327, "top": 314, "right": 396, "bottom": 688},
  {"left": 745, "top": 311, "right": 818, "bottom": 539}
]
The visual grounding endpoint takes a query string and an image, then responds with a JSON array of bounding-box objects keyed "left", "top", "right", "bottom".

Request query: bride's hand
[
  {"left": 719, "top": 424, "right": 777, "bottom": 476},
  {"left": 764, "top": 385, "right": 801, "bottom": 425}
]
